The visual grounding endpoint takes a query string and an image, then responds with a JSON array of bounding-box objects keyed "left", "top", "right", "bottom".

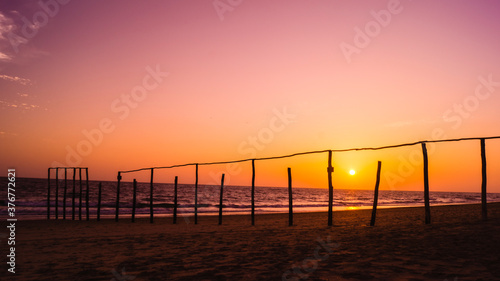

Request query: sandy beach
[{"left": 10, "top": 203, "right": 500, "bottom": 280}]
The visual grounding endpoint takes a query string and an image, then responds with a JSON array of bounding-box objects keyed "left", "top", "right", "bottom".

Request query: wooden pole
[
  {"left": 480, "top": 138, "right": 487, "bottom": 220},
  {"left": 79, "top": 168, "right": 82, "bottom": 221},
  {"left": 63, "top": 168, "right": 67, "bottom": 220},
  {"left": 150, "top": 168, "right": 154, "bottom": 224},
  {"left": 327, "top": 150, "right": 334, "bottom": 226},
  {"left": 47, "top": 168, "right": 51, "bottom": 220},
  {"left": 55, "top": 168, "right": 59, "bottom": 220},
  {"left": 195, "top": 164, "right": 199, "bottom": 225},
  {"left": 85, "top": 168, "right": 90, "bottom": 221},
  {"left": 97, "top": 182, "right": 102, "bottom": 221},
  {"left": 115, "top": 172, "right": 122, "bottom": 222},
  {"left": 173, "top": 176, "right": 178, "bottom": 224},
  {"left": 72, "top": 168, "right": 76, "bottom": 220},
  {"left": 370, "top": 161, "right": 382, "bottom": 226},
  {"left": 219, "top": 174, "right": 225, "bottom": 225},
  {"left": 288, "top": 167, "right": 293, "bottom": 227},
  {"left": 251, "top": 159, "right": 255, "bottom": 226},
  {"left": 132, "top": 179, "right": 137, "bottom": 223},
  {"left": 422, "top": 142, "right": 431, "bottom": 224}
]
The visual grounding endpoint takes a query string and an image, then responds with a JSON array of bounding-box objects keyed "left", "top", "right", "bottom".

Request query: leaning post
[
  {"left": 422, "top": 142, "right": 431, "bottom": 224},
  {"left": 370, "top": 161, "right": 382, "bottom": 226}
]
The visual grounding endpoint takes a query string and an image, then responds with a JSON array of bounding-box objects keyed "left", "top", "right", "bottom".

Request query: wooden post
[
  {"left": 72, "top": 168, "right": 76, "bottom": 220},
  {"left": 219, "top": 174, "right": 225, "bottom": 225},
  {"left": 173, "top": 176, "right": 178, "bottom": 224},
  {"left": 370, "top": 161, "right": 382, "bottom": 226},
  {"left": 63, "top": 168, "right": 67, "bottom": 220},
  {"left": 115, "top": 172, "right": 122, "bottom": 222},
  {"left": 422, "top": 142, "right": 431, "bottom": 224},
  {"left": 55, "top": 168, "right": 59, "bottom": 220},
  {"left": 480, "top": 138, "right": 487, "bottom": 220},
  {"left": 86, "top": 168, "right": 90, "bottom": 221},
  {"left": 47, "top": 168, "right": 51, "bottom": 220},
  {"left": 251, "top": 159, "right": 255, "bottom": 226},
  {"left": 288, "top": 167, "right": 293, "bottom": 227},
  {"left": 97, "top": 182, "right": 102, "bottom": 221},
  {"left": 327, "top": 150, "right": 334, "bottom": 226},
  {"left": 79, "top": 168, "right": 82, "bottom": 221},
  {"left": 195, "top": 164, "right": 199, "bottom": 225},
  {"left": 132, "top": 179, "right": 137, "bottom": 223},
  {"left": 150, "top": 168, "right": 154, "bottom": 224}
]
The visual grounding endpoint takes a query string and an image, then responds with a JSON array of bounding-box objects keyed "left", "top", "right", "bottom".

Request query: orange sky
[{"left": 1, "top": 0, "right": 500, "bottom": 192}]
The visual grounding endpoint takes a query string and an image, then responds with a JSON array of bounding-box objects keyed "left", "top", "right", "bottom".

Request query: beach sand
[{"left": 11, "top": 203, "right": 500, "bottom": 280}]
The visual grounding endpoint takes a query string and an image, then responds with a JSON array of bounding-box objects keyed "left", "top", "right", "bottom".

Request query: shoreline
[{"left": 16, "top": 201, "right": 500, "bottom": 221}]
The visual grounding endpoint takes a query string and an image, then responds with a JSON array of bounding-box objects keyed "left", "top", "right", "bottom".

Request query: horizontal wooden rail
[{"left": 118, "top": 136, "right": 500, "bottom": 174}]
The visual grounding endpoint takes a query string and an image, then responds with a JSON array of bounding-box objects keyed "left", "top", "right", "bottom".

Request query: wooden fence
[{"left": 47, "top": 136, "right": 499, "bottom": 225}]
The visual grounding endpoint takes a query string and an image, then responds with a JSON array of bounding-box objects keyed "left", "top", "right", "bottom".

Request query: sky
[{"left": 1, "top": 0, "right": 500, "bottom": 192}]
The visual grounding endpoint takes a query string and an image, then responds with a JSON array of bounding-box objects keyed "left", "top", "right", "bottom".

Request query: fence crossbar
[{"left": 117, "top": 136, "right": 500, "bottom": 174}]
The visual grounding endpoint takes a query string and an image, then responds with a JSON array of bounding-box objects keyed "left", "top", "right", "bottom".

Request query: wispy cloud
[
  {"left": 0, "top": 99, "right": 45, "bottom": 111},
  {"left": 0, "top": 131, "right": 18, "bottom": 137},
  {"left": 0, "top": 91, "right": 46, "bottom": 112},
  {"left": 0, "top": 12, "right": 16, "bottom": 40},
  {"left": 0, "top": 51, "right": 10, "bottom": 60},
  {"left": 0, "top": 12, "right": 16, "bottom": 61},
  {"left": 0, "top": 10, "right": 48, "bottom": 64},
  {"left": 0, "top": 74, "right": 31, "bottom": 85}
]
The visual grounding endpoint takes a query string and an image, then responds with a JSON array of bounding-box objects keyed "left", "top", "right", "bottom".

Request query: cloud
[
  {"left": 0, "top": 99, "right": 46, "bottom": 111},
  {"left": 0, "top": 10, "right": 48, "bottom": 64},
  {"left": 0, "top": 51, "right": 10, "bottom": 60},
  {"left": 0, "top": 74, "right": 31, "bottom": 85},
  {"left": 0, "top": 11, "right": 17, "bottom": 62},
  {"left": 0, "top": 12, "right": 16, "bottom": 40},
  {"left": 0, "top": 90, "right": 46, "bottom": 111},
  {"left": 0, "top": 131, "right": 18, "bottom": 137}
]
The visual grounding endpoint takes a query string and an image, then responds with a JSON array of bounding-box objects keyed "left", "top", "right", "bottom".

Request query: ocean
[{"left": 2, "top": 177, "right": 500, "bottom": 220}]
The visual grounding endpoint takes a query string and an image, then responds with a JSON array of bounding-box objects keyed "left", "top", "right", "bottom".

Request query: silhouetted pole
[
  {"left": 288, "top": 167, "right": 293, "bottom": 226},
  {"left": 72, "top": 168, "right": 76, "bottom": 220},
  {"left": 422, "top": 142, "right": 431, "bottom": 224},
  {"left": 97, "top": 182, "right": 102, "bottom": 221},
  {"left": 55, "top": 168, "right": 59, "bottom": 219},
  {"left": 327, "top": 150, "right": 334, "bottom": 226},
  {"left": 115, "top": 172, "right": 122, "bottom": 222},
  {"left": 85, "top": 168, "right": 90, "bottom": 221},
  {"left": 132, "top": 179, "right": 137, "bottom": 223},
  {"left": 173, "top": 176, "right": 178, "bottom": 224},
  {"left": 79, "top": 168, "right": 82, "bottom": 221},
  {"left": 47, "top": 168, "right": 51, "bottom": 220},
  {"left": 195, "top": 164, "right": 199, "bottom": 225},
  {"left": 370, "top": 161, "right": 382, "bottom": 226},
  {"left": 150, "top": 168, "right": 154, "bottom": 224},
  {"left": 219, "top": 174, "right": 225, "bottom": 225},
  {"left": 480, "top": 138, "right": 487, "bottom": 220},
  {"left": 63, "top": 168, "right": 67, "bottom": 220},
  {"left": 251, "top": 159, "right": 256, "bottom": 226}
]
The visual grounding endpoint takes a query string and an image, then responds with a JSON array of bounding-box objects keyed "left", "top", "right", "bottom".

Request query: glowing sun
[{"left": 349, "top": 169, "right": 356, "bottom": 175}]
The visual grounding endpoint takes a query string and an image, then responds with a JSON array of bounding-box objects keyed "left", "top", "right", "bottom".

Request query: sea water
[{"left": 1, "top": 177, "right": 499, "bottom": 220}]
